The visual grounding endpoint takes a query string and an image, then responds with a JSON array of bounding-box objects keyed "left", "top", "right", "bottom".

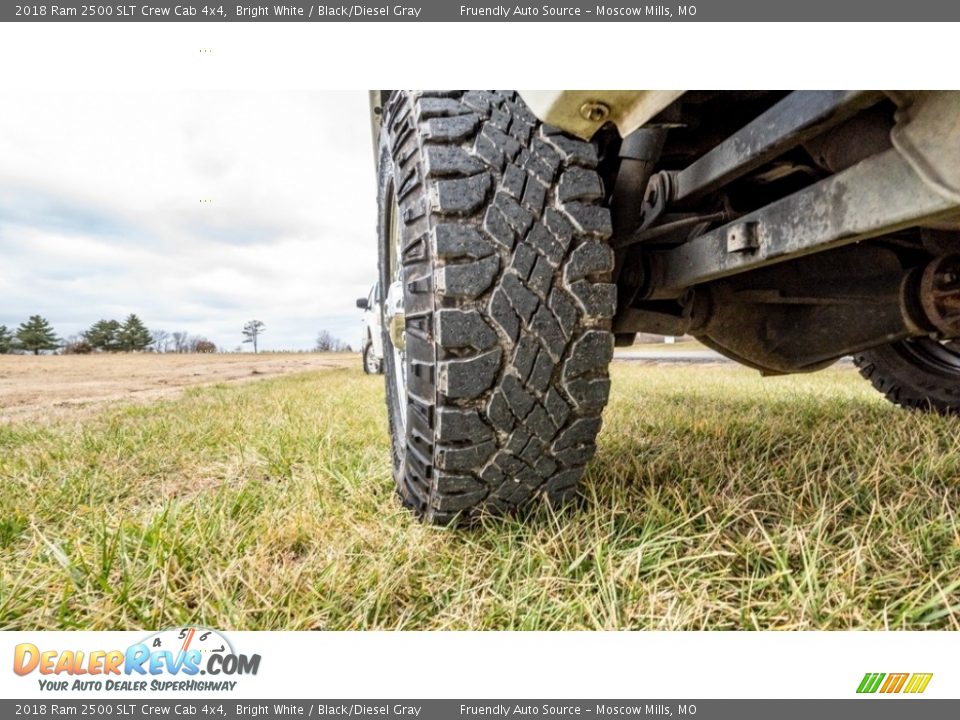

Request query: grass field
[
  {"left": 0, "top": 353, "right": 349, "bottom": 422},
  {"left": 2, "top": 357, "right": 959, "bottom": 630}
]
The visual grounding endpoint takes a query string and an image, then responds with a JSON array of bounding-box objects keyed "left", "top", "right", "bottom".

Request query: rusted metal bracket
[
  {"left": 647, "top": 149, "right": 960, "bottom": 299},
  {"left": 669, "top": 90, "right": 883, "bottom": 203}
]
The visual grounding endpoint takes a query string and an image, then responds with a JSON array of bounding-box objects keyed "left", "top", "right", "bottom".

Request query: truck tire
[
  {"left": 376, "top": 90, "right": 616, "bottom": 524},
  {"left": 363, "top": 341, "right": 382, "bottom": 375},
  {"left": 854, "top": 338, "right": 960, "bottom": 414}
]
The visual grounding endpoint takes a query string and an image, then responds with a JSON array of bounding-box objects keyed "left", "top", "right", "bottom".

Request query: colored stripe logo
[{"left": 857, "top": 672, "right": 933, "bottom": 694}]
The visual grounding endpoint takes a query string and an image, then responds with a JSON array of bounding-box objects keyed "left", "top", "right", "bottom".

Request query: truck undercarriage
[{"left": 533, "top": 90, "right": 960, "bottom": 377}]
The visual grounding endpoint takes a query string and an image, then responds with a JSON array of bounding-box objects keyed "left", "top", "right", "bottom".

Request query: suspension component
[{"left": 918, "top": 255, "right": 960, "bottom": 337}]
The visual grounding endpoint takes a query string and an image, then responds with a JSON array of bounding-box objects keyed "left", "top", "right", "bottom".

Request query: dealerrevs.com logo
[
  {"left": 13, "top": 627, "right": 260, "bottom": 692},
  {"left": 857, "top": 673, "right": 933, "bottom": 694}
]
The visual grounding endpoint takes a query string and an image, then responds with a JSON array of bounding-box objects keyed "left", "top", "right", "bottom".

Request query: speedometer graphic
[{"left": 140, "top": 627, "right": 235, "bottom": 659}]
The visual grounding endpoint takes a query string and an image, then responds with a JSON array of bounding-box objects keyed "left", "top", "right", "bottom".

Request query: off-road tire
[
  {"left": 363, "top": 341, "right": 382, "bottom": 375},
  {"left": 377, "top": 90, "right": 616, "bottom": 524},
  {"left": 855, "top": 339, "right": 960, "bottom": 414}
]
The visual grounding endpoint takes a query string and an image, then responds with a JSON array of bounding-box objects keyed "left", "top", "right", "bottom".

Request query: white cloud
[{"left": 0, "top": 90, "right": 379, "bottom": 351}]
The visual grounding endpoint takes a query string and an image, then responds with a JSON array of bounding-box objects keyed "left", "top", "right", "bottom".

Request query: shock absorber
[{"left": 610, "top": 127, "right": 668, "bottom": 345}]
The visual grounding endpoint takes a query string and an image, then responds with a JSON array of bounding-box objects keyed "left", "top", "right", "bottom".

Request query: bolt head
[{"left": 579, "top": 101, "right": 611, "bottom": 123}]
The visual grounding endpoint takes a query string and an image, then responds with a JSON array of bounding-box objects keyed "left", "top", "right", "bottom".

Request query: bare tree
[
  {"left": 150, "top": 329, "right": 171, "bottom": 353},
  {"left": 242, "top": 320, "right": 266, "bottom": 353},
  {"left": 172, "top": 331, "right": 189, "bottom": 354},
  {"left": 315, "top": 329, "right": 350, "bottom": 352},
  {"left": 63, "top": 335, "right": 94, "bottom": 355},
  {"left": 315, "top": 329, "right": 335, "bottom": 351},
  {"left": 191, "top": 337, "right": 217, "bottom": 353}
]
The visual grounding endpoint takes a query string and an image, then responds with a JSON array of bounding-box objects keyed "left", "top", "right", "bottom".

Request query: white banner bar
[{"left": 1, "top": 631, "right": 956, "bottom": 699}]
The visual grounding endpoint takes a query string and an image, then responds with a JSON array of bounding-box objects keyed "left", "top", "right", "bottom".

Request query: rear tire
[
  {"left": 377, "top": 91, "right": 616, "bottom": 524},
  {"left": 855, "top": 338, "right": 960, "bottom": 413}
]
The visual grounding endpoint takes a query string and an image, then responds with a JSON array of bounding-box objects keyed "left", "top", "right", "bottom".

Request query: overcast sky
[{"left": 0, "top": 91, "right": 378, "bottom": 351}]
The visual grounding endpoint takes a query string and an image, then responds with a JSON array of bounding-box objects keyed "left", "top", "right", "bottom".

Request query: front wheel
[
  {"left": 362, "top": 341, "right": 382, "bottom": 375},
  {"left": 855, "top": 338, "right": 960, "bottom": 413},
  {"left": 377, "top": 91, "right": 617, "bottom": 524}
]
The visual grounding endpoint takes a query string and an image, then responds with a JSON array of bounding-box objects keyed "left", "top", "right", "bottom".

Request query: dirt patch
[{"left": 0, "top": 352, "right": 356, "bottom": 422}]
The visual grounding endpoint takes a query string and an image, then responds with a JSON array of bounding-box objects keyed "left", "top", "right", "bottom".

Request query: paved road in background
[
  {"left": 615, "top": 349, "right": 856, "bottom": 365},
  {"left": 615, "top": 349, "right": 730, "bottom": 363}
]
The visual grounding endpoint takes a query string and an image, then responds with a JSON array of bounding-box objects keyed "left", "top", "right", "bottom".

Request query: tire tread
[{"left": 381, "top": 90, "right": 615, "bottom": 523}]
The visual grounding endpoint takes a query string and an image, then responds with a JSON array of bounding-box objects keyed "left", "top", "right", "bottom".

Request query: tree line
[
  {"left": 0, "top": 314, "right": 217, "bottom": 355},
  {"left": 0, "top": 315, "right": 355, "bottom": 355}
]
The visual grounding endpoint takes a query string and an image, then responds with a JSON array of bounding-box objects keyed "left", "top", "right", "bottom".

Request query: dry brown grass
[{"left": 0, "top": 352, "right": 354, "bottom": 422}]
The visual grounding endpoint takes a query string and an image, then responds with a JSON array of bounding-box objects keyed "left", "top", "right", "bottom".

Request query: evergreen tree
[
  {"left": 84, "top": 319, "right": 122, "bottom": 351},
  {"left": 118, "top": 314, "right": 152, "bottom": 352},
  {"left": 0, "top": 325, "right": 13, "bottom": 354},
  {"left": 16, "top": 315, "right": 59, "bottom": 355}
]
